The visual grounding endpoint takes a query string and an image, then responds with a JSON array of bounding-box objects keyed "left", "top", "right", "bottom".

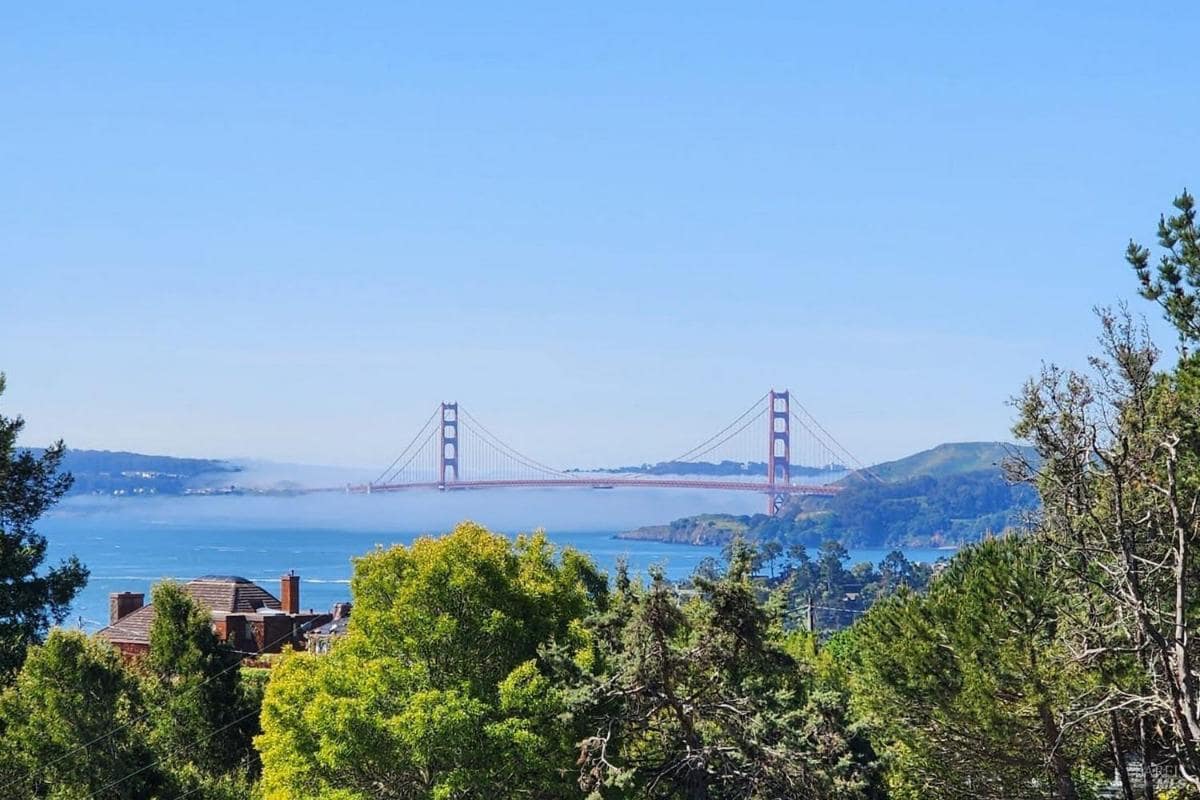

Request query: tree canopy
[
  {"left": 256, "top": 521, "right": 608, "bottom": 799},
  {"left": 142, "top": 581, "right": 261, "bottom": 785},
  {"left": 850, "top": 537, "right": 1090, "bottom": 800},
  {"left": 565, "top": 543, "right": 882, "bottom": 799},
  {"left": 0, "top": 629, "right": 161, "bottom": 799}
]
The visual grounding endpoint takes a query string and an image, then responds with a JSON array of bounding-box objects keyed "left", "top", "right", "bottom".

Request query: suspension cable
[
  {"left": 372, "top": 405, "right": 440, "bottom": 485},
  {"left": 458, "top": 406, "right": 567, "bottom": 477},
  {"left": 375, "top": 428, "right": 438, "bottom": 486},
  {"left": 661, "top": 391, "right": 770, "bottom": 465},
  {"left": 678, "top": 406, "right": 767, "bottom": 465},
  {"left": 789, "top": 404, "right": 880, "bottom": 481}
]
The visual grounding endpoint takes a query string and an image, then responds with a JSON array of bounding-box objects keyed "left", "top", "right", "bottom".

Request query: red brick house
[{"left": 98, "top": 572, "right": 331, "bottom": 658}]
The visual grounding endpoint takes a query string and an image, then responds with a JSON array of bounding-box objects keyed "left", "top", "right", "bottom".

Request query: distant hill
[
  {"left": 621, "top": 441, "right": 1040, "bottom": 549},
  {"left": 859, "top": 441, "right": 1037, "bottom": 483},
  {"left": 33, "top": 448, "right": 241, "bottom": 497}
]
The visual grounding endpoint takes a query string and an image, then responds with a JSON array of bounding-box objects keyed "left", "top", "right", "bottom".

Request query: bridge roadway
[{"left": 337, "top": 477, "right": 843, "bottom": 496}]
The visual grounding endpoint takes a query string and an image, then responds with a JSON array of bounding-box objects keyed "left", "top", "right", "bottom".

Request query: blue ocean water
[{"left": 38, "top": 493, "right": 952, "bottom": 630}]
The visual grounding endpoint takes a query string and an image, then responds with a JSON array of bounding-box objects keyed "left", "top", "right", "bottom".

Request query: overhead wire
[
  {"left": 18, "top": 617, "right": 324, "bottom": 795},
  {"left": 82, "top": 706, "right": 262, "bottom": 800}
]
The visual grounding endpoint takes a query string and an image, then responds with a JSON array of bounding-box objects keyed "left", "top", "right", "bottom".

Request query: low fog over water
[
  {"left": 58, "top": 483, "right": 766, "bottom": 531},
  {"left": 42, "top": 487, "right": 758, "bottom": 630},
  {"left": 43, "top": 488, "right": 950, "bottom": 631}
]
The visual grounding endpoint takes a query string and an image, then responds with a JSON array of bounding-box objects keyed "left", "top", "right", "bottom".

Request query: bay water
[{"left": 40, "top": 491, "right": 952, "bottom": 630}]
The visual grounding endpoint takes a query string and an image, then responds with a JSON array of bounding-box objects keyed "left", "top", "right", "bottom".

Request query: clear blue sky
[{"left": 2, "top": 2, "right": 1195, "bottom": 470}]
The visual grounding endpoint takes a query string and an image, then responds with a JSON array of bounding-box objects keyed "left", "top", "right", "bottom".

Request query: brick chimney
[
  {"left": 332, "top": 602, "right": 352, "bottom": 621},
  {"left": 109, "top": 592, "right": 144, "bottom": 624},
  {"left": 281, "top": 571, "right": 300, "bottom": 614}
]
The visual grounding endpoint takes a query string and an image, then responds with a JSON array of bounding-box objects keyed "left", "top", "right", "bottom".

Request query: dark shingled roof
[
  {"left": 97, "top": 576, "right": 282, "bottom": 646},
  {"left": 184, "top": 576, "right": 280, "bottom": 614},
  {"left": 97, "top": 604, "right": 156, "bottom": 646}
]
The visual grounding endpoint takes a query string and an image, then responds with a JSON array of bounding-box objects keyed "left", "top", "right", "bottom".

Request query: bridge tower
[
  {"left": 439, "top": 402, "right": 459, "bottom": 487},
  {"left": 766, "top": 389, "right": 790, "bottom": 515}
]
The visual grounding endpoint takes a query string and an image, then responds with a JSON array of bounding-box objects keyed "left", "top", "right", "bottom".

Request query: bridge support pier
[{"left": 767, "top": 389, "right": 791, "bottom": 516}]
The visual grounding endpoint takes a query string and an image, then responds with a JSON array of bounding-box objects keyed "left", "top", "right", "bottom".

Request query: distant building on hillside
[{"left": 97, "top": 572, "right": 334, "bottom": 659}]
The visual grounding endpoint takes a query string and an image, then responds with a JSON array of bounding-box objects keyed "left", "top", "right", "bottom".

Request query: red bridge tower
[
  {"left": 767, "top": 389, "right": 790, "bottom": 515},
  {"left": 439, "top": 402, "right": 459, "bottom": 487}
]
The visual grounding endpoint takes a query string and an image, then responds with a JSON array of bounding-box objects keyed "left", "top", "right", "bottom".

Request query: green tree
[
  {"left": 0, "top": 629, "right": 162, "bottom": 799},
  {"left": 876, "top": 550, "right": 915, "bottom": 590},
  {"left": 816, "top": 540, "right": 849, "bottom": 591},
  {"left": 760, "top": 539, "right": 784, "bottom": 579},
  {"left": 568, "top": 542, "right": 880, "bottom": 799},
  {"left": 142, "top": 581, "right": 260, "bottom": 785},
  {"left": 1128, "top": 189, "right": 1200, "bottom": 343},
  {"left": 0, "top": 372, "right": 88, "bottom": 678},
  {"left": 1005, "top": 190, "right": 1200, "bottom": 795},
  {"left": 255, "top": 521, "right": 607, "bottom": 800},
  {"left": 850, "top": 537, "right": 1090, "bottom": 800}
]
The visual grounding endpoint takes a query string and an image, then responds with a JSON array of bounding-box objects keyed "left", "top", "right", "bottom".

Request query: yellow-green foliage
[{"left": 256, "top": 521, "right": 606, "bottom": 800}]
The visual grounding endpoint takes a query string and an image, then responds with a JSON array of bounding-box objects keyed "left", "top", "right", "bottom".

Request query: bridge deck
[{"left": 343, "top": 477, "right": 842, "bottom": 495}]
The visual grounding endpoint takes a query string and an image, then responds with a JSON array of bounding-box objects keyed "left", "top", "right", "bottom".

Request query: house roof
[
  {"left": 97, "top": 576, "right": 282, "bottom": 646},
  {"left": 97, "top": 604, "right": 156, "bottom": 646},
  {"left": 311, "top": 617, "right": 351, "bottom": 637},
  {"left": 185, "top": 576, "right": 281, "bottom": 614}
]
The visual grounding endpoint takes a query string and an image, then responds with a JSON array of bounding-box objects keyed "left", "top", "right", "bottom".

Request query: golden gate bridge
[{"left": 335, "top": 390, "right": 862, "bottom": 515}]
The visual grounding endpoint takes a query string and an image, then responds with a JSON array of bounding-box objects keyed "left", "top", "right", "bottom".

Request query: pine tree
[
  {"left": 0, "top": 372, "right": 87, "bottom": 679},
  {"left": 142, "top": 581, "right": 260, "bottom": 780},
  {"left": 850, "top": 537, "right": 1088, "bottom": 800},
  {"left": 569, "top": 541, "right": 881, "bottom": 799}
]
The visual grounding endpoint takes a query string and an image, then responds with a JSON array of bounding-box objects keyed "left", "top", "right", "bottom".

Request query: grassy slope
[{"left": 858, "top": 441, "right": 1036, "bottom": 482}]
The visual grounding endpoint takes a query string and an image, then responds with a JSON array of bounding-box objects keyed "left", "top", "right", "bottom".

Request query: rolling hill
[
  {"left": 621, "top": 441, "right": 1041, "bottom": 548},
  {"left": 858, "top": 441, "right": 1037, "bottom": 483}
]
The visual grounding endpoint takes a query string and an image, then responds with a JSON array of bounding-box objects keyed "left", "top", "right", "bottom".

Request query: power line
[
  {"left": 19, "top": 618, "right": 321, "bottom": 794},
  {"left": 82, "top": 706, "right": 262, "bottom": 800}
]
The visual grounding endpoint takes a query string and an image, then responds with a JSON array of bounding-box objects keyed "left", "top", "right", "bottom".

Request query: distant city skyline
[{"left": 2, "top": 3, "right": 1193, "bottom": 469}]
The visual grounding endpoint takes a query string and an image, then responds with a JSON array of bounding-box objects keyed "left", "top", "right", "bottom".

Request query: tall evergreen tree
[
  {"left": 1010, "top": 190, "right": 1200, "bottom": 793},
  {"left": 568, "top": 541, "right": 881, "bottom": 799},
  {"left": 0, "top": 372, "right": 87, "bottom": 679},
  {"left": 142, "top": 581, "right": 260, "bottom": 782},
  {"left": 0, "top": 629, "right": 162, "bottom": 799},
  {"left": 1128, "top": 189, "right": 1200, "bottom": 344},
  {"left": 850, "top": 537, "right": 1089, "bottom": 800}
]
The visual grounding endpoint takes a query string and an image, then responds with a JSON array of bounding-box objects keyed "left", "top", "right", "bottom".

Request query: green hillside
[
  {"left": 860, "top": 441, "right": 1036, "bottom": 482},
  {"left": 29, "top": 448, "right": 241, "bottom": 496},
  {"left": 622, "top": 441, "right": 1040, "bottom": 548}
]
